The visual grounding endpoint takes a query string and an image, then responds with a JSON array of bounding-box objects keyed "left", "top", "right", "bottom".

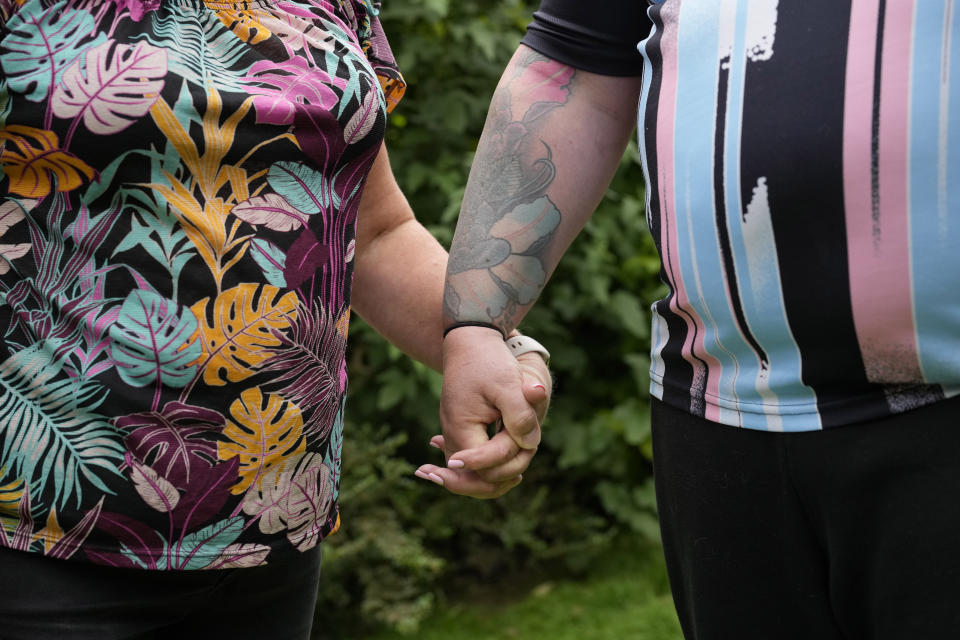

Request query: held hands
[{"left": 415, "top": 326, "right": 552, "bottom": 498}]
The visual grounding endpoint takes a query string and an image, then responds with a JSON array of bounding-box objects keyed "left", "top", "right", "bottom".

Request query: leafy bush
[{"left": 314, "top": 1, "right": 664, "bottom": 635}]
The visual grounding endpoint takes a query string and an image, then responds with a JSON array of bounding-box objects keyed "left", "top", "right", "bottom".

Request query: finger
[
  {"left": 448, "top": 429, "right": 522, "bottom": 470},
  {"left": 415, "top": 464, "right": 522, "bottom": 499},
  {"left": 496, "top": 395, "right": 541, "bottom": 450},
  {"left": 429, "top": 435, "right": 445, "bottom": 450},
  {"left": 474, "top": 448, "right": 535, "bottom": 483}
]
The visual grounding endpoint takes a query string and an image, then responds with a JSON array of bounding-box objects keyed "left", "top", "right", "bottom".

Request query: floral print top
[{"left": 0, "top": 0, "right": 404, "bottom": 569}]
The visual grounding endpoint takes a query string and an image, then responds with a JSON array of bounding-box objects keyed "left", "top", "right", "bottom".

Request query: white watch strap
[{"left": 505, "top": 335, "right": 550, "bottom": 365}]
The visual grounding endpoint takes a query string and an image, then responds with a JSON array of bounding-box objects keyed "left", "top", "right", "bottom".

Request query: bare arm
[{"left": 351, "top": 143, "right": 448, "bottom": 371}]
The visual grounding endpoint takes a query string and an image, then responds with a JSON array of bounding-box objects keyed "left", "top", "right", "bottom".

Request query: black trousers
[
  {"left": 0, "top": 544, "right": 322, "bottom": 640},
  {"left": 652, "top": 395, "right": 960, "bottom": 640}
]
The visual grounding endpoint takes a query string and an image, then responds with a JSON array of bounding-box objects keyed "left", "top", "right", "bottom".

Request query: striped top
[
  {"left": 641, "top": 0, "right": 960, "bottom": 430},
  {"left": 526, "top": 0, "right": 960, "bottom": 431}
]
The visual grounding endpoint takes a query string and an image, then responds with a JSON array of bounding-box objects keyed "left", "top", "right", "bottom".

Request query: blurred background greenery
[{"left": 313, "top": 1, "right": 676, "bottom": 637}]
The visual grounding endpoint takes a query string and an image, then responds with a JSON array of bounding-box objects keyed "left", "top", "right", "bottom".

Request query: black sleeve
[{"left": 520, "top": 0, "right": 651, "bottom": 77}]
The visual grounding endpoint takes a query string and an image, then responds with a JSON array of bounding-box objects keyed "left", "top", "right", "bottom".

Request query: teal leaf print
[
  {"left": 267, "top": 161, "right": 338, "bottom": 215},
  {"left": 249, "top": 238, "right": 287, "bottom": 288},
  {"left": 0, "top": 341, "right": 123, "bottom": 508},
  {"left": 0, "top": 0, "right": 105, "bottom": 103},
  {"left": 178, "top": 515, "right": 244, "bottom": 570},
  {"left": 136, "top": 8, "right": 252, "bottom": 91},
  {"left": 109, "top": 290, "right": 202, "bottom": 408}
]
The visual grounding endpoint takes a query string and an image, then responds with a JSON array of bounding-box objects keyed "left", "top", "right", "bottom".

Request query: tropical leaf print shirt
[
  {"left": 526, "top": 0, "right": 960, "bottom": 431},
  {"left": 0, "top": 0, "right": 404, "bottom": 569}
]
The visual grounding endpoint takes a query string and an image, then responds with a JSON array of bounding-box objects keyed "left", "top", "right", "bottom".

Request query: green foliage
[{"left": 315, "top": 0, "right": 664, "bottom": 635}]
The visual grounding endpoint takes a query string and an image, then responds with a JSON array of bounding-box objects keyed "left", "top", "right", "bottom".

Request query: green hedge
[{"left": 315, "top": 1, "right": 664, "bottom": 635}]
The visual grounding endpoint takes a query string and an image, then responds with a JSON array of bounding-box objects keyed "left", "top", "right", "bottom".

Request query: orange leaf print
[
  {"left": 0, "top": 125, "right": 95, "bottom": 198},
  {"left": 218, "top": 387, "right": 306, "bottom": 495},
  {"left": 189, "top": 283, "right": 298, "bottom": 388},
  {"left": 214, "top": 9, "right": 272, "bottom": 44}
]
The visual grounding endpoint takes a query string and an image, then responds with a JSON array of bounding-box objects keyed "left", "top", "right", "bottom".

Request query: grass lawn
[{"left": 364, "top": 540, "right": 683, "bottom": 640}]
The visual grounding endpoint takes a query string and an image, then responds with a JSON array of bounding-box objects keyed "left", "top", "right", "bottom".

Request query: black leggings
[
  {"left": 0, "top": 544, "right": 322, "bottom": 640},
  {"left": 652, "top": 395, "right": 960, "bottom": 640}
]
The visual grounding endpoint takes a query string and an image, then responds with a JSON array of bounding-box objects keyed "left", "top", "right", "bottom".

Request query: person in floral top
[{"left": 0, "top": 0, "right": 550, "bottom": 637}]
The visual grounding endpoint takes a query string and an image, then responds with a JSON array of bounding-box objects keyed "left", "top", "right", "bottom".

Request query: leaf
[
  {"left": 232, "top": 193, "right": 310, "bottom": 232},
  {"left": 168, "top": 456, "right": 238, "bottom": 531},
  {"left": 135, "top": 9, "right": 252, "bottom": 91},
  {"left": 343, "top": 87, "right": 381, "bottom": 145},
  {"left": 249, "top": 238, "right": 287, "bottom": 288},
  {"left": 89, "top": 510, "right": 167, "bottom": 569},
  {"left": 0, "top": 125, "right": 96, "bottom": 197},
  {"left": 0, "top": 199, "right": 34, "bottom": 235},
  {"left": 240, "top": 452, "right": 332, "bottom": 551},
  {"left": 0, "top": 0, "right": 104, "bottom": 102},
  {"left": 0, "top": 341, "right": 123, "bottom": 508},
  {"left": 283, "top": 227, "right": 329, "bottom": 291},
  {"left": 116, "top": 401, "right": 225, "bottom": 486},
  {"left": 45, "top": 497, "right": 103, "bottom": 559},
  {"left": 0, "top": 243, "right": 30, "bottom": 274},
  {"left": 204, "top": 542, "right": 270, "bottom": 569},
  {"left": 218, "top": 387, "right": 306, "bottom": 495},
  {"left": 190, "top": 284, "right": 298, "bottom": 387},
  {"left": 267, "top": 161, "right": 336, "bottom": 215},
  {"left": 243, "top": 57, "right": 342, "bottom": 125},
  {"left": 177, "top": 515, "right": 244, "bottom": 570},
  {"left": 52, "top": 40, "right": 168, "bottom": 136},
  {"left": 260, "top": 302, "right": 346, "bottom": 439},
  {"left": 109, "top": 290, "right": 202, "bottom": 390},
  {"left": 126, "top": 452, "right": 179, "bottom": 513}
]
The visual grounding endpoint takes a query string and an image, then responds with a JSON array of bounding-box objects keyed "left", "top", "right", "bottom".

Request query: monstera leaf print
[
  {"left": 218, "top": 387, "right": 306, "bottom": 495},
  {"left": 241, "top": 452, "right": 332, "bottom": 551},
  {"left": 109, "top": 290, "right": 203, "bottom": 406},
  {"left": 189, "top": 284, "right": 298, "bottom": 388},
  {"left": 52, "top": 40, "right": 168, "bottom": 143},
  {"left": 244, "top": 58, "right": 343, "bottom": 125},
  {"left": 0, "top": 341, "right": 123, "bottom": 508},
  {"left": 0, "top": 126, "right": 96, "bottom": 198},
  {"left": 115, "top": 401, "right": 224, "bottom": 486},
  {"left": 0, "top": 0, "right": 105, "bottom": 102}
]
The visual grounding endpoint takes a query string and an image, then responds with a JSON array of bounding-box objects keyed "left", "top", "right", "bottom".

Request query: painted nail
[
  {"left": 414, "top": 469, "right": 431, "bottom": 481},
  {"left": 428, "top": 473, "right": 445, "bottom": 486},
  {"left": 429, "top": 440, "right": 441, "bottom": 449},
  {"left": 447, "top": 459, "right": 465, "bottom": 469},
  {"left": 533, "top": 384, "right": 546, "bottom": 391}
]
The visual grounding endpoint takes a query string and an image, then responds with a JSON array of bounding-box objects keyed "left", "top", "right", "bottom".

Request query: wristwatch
[{"left": 505, "top": 335, "right": 551, "bottom": 365}]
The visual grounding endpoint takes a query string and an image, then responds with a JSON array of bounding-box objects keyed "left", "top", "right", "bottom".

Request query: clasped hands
[{"left": 415, "top": 327, "right": 552, "bottom": 498}]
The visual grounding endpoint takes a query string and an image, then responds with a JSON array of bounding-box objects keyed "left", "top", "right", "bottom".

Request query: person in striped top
[{"left": 422, "top": 1, "right": 960, "bottom": 637}]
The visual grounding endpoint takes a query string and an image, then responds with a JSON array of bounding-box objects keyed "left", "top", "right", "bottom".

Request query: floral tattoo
[{"left": 443, "top": 50, "right": 575, "bottom": 333}]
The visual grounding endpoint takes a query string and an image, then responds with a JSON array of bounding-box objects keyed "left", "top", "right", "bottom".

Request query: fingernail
[
  {"left": 533, "top": 384, "right": 546, "bottom": 391},
  {"left": 429, "top": 440, "right": 441, "bottom": 449},
  {"left": 447, "top": 459, "right": 465, "bottom": 469},
  {"left": 414, "top": 469, "right": 431, "bottom": 481},
  {"left": 428, "top": 473, "right": 445, "bottom": 486}
]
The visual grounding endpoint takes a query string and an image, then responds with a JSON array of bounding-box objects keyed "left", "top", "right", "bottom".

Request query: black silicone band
[{"left": 442, "top": 322, "right": 507, "bottom": 339}]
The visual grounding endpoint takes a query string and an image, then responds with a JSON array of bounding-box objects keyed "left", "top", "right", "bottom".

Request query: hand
[{"left": 415, "top": 327, "right": 552, "bottom": 498}]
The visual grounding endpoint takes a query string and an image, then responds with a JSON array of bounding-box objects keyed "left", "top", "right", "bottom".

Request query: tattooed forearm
[{"left": 443, "top": 50, "right": 575, "bottom": 334}]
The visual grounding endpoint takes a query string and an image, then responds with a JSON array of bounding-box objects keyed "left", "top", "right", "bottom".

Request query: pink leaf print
[
  {"left": 232, "top": 193, "right": 310, "bottom": 232},
  {"left": 244, "top": 57, "right": 344, "bottom": 126},
  {"left": 0, "top": 243, "right": 31, "bottom": 274},
  {"left": 510, "top": 60, "right": 575, "bottom": 122},
  {"left": 52, "top": 40, "right": 167, "bottom": 142},
  {"left": 108, "top": 0, "right": 161, "bottom": 22},
  {"left": 343, "top": 88, "right": 379, "bottom": 145},
  {"left": 126, "top": 452, "right": 180, "bottom": 513}
]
